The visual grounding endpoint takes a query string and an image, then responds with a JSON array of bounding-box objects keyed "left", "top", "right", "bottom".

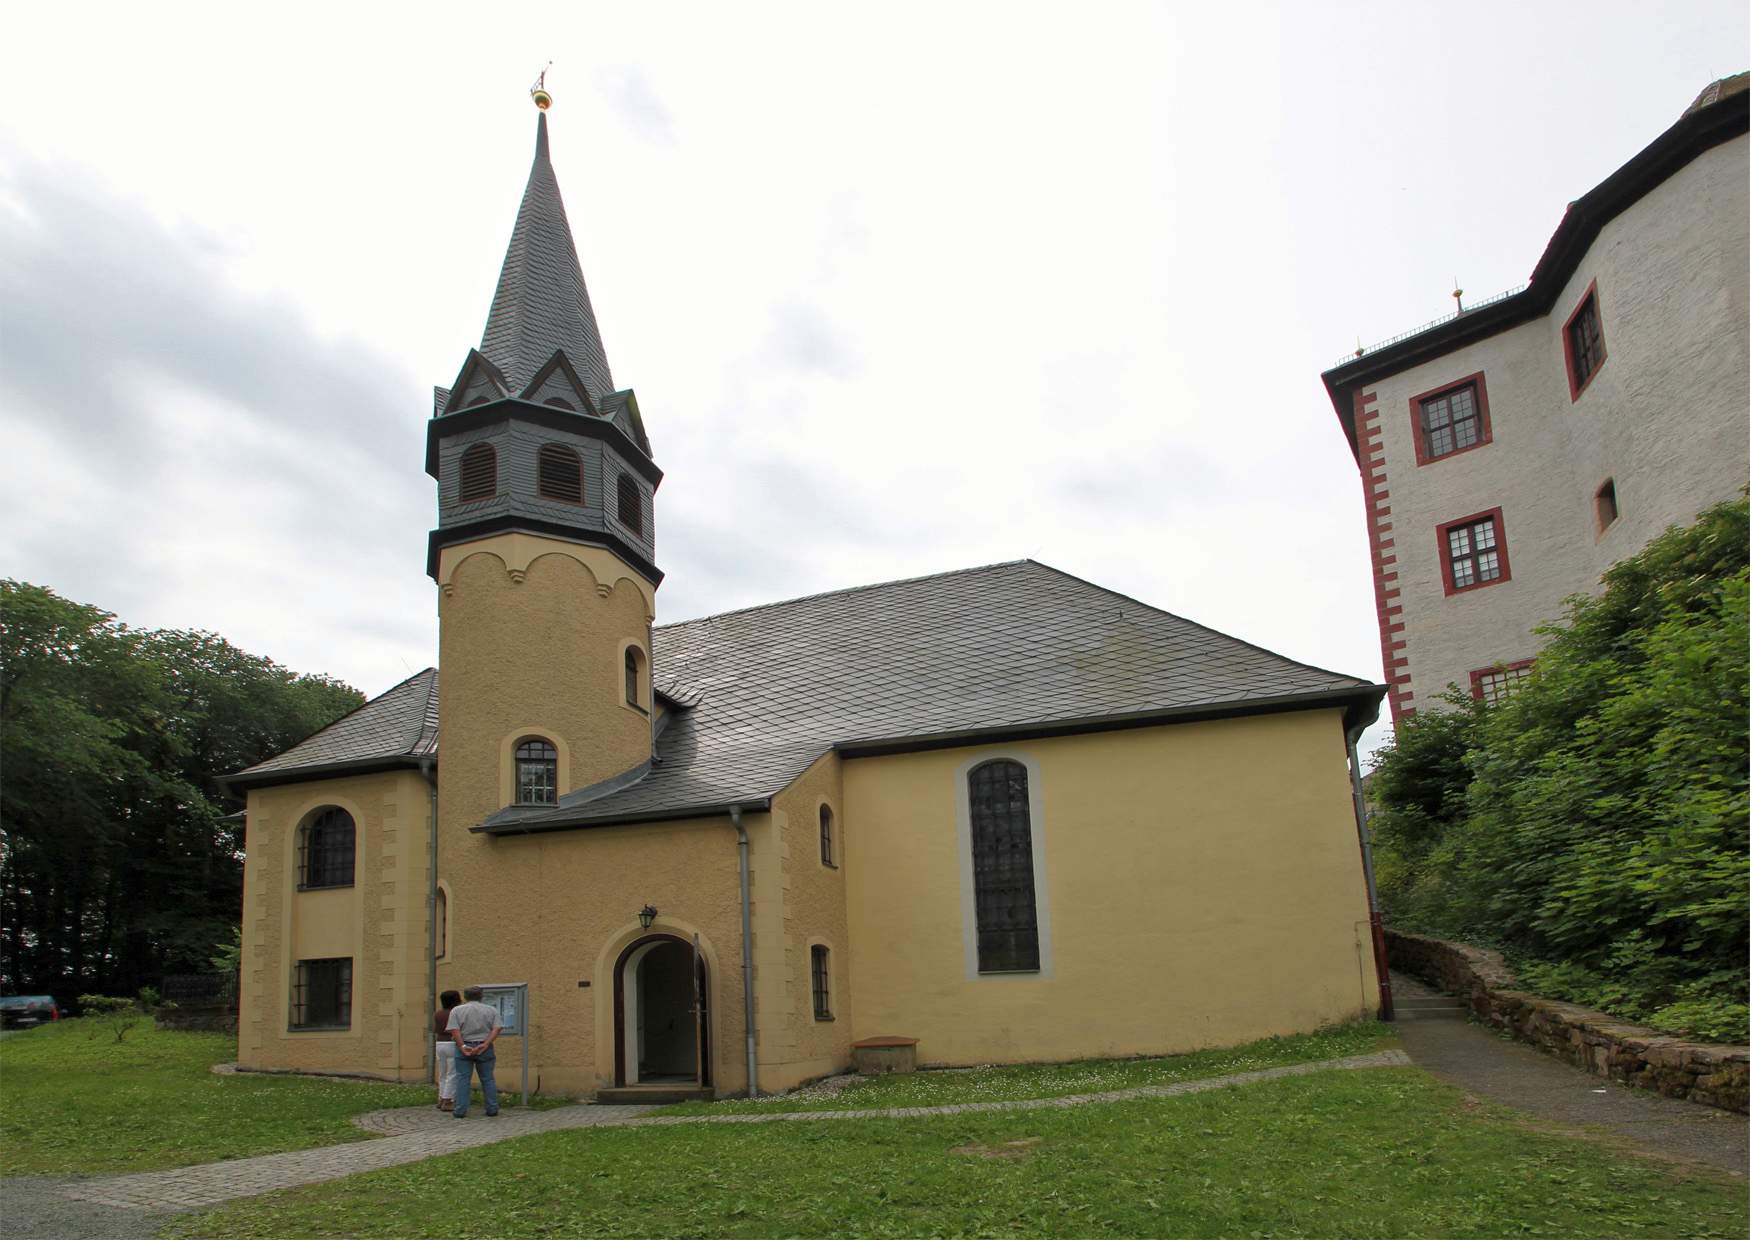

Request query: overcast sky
[{"left": 2, "top": 2, "right": 1742, "bottom": 758}]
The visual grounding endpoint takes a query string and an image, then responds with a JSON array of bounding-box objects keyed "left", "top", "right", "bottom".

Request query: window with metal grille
[
  {"left": 968, "top": 760, "right": 1040, "bottom": 973},
  {"left": 537, "top": 444, "right": 583, "bottom": 503},
  {"left": 515, "top": 739, "right": 557, "bottom": 805},
  {"left": 1419, "top": 383, "right": 1482, "bottom": 459},
  {"left": 459, "top": 443, "right": 497, "bottom": 502},
  {"left": 1444, "top": 514, "right": 1504, "bottom": 591},
  {"left": 810, "top": 945, "right": 831, "bottom": 1018},
  {"left": 297, "top": 807, "right": 355, "bottom": 890},
  {"left": 290, "top": 957, "right": 352, "bottom": 1029},
  {"left": 1596, "top": 478, "right": 1618, "bottom": 531},
  {"left": 1472, "top": 663, "right": 1532, "bottom": 704},
  {"left": 819, "top": 805, "right": 835, "bottom": 867},
  {"left": 1566, "top": 291, "right": 1606, "bottom": 395},
  {"left": 616, "top": 474, "right": 643, "bottom": 535}
]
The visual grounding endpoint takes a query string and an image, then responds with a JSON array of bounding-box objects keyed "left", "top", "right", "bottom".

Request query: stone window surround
[
  {"left": 1436, "top": 506, "right": 1513, "bottom": 597},
  {"left": 1469, "top": 658, "right": 1535, "bottom": 703},
  {"left": 953, "top": 749, "right": 1054, "bottom": 981},
  {"left": 1408, "top": 371, "right": 1494, "bottom": 467},
  {"left": 1561, "top": 279, "right": 1609, "bottom": 402}
]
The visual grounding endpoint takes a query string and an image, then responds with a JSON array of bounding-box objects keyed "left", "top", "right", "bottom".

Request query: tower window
[
  {"left": 968, "top": 759, "right": 1040, "bottom": 973},
  {"left": 298, "top": 807, "right": 355, "bottom": 890},
  {"left": 290, "top": 957, "right": 352, "bottom": 1030},
  {"left": 1471, "top": 661, "right": 1533, "bottom": 704},
  {"left": 819, "top": 805, "right": 835, "bottom": 867},
  {"left": 515, "top": 738, "right": 558, "bottom": 805},
  {"left": 624, "top": 647, "right": 644, "bottom": 710},
  {"left": 459, "top": 443, "right": 497, "bottom": 503},
  {"left": 616, "top": 474, "right": 643, "bottom": 535},
  {"left": 1437, "top": 508, "right": 1511, "bottom": 595},
  {"left": 537, "top": 444, "right": 584, "bottom": 504},
  {"left": 811, "top": 945, "right": 832, "bottom": 1019},
  {"left": 1595, "top": 479, "right": 1618, "bottom": 532},
  {"left": 1563, "top": 285, "right": 1607, "bottom": 399}
]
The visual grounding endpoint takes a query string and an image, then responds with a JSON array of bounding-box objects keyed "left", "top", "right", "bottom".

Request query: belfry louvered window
[
  {"left": 459, "top": 443, "right": 497, "bottom": 503},
  {"left": 297, "top": 808, "right": 355, "bottom": 890},
  {"left": 537, "top": 444, "right": 583, "bottom": 503},
  {"left": 616, "top": 474, "right": 643, "bottom": 535},
  {"left": 515, "top": 739, "right": 557, "bottom": 805},
  {"left": 968, "top": 760, "right": 1040, "bottom": 973}
]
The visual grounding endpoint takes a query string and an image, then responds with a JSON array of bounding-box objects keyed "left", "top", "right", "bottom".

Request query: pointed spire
[{"left": 478, "top": 111, "right": 615, "bottom": 402}]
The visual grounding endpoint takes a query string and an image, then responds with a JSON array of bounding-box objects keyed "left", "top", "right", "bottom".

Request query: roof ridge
[
  {"left": 1027, "top": 562, "right": 1375, "bottom": 687},
  {"left": 653, "top": 559, "right": 1033, "bottom": 633}
]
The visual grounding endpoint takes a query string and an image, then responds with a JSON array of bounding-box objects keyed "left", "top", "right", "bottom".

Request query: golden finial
[
  {"left": 1452, "top": 279, "right": 1464, "bottom": 312},
  {"left": 530, "top": 63, "right": 553, "bottom": 110}
]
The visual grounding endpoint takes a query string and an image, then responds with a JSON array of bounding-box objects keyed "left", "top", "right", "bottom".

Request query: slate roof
[
  {"left": 229, "top": 668, "right": 439, "bottom": 788},
  {"left": 230, "top": 562, "right": 1382, "bottom": 819},
  {"left": 474, "top": 112, "right": 615, "bottom": 402}
]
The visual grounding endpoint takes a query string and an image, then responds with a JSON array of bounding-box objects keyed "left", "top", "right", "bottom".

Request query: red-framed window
[
  {"left": 1470, "top": 660, "right": 1534, "bottom": 704},
  {"left": 1437, "top": 507, "right": 1511, "bottom": 596},
  {"left": 1562, "top": 281, "right": 1607, "bottom": 401},
  {"left": 1595, "top": 478, "right": 1619, "bottom": 533},
  {"left": 1409, "top": 372, "right": 1493, "bottom": 465}
]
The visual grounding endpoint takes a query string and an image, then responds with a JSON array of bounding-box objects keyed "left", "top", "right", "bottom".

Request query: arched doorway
[{"left": 613, "top": 934, "right": 710, "bottom": 1088}]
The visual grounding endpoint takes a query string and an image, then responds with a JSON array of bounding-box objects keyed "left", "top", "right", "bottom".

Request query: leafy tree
[
  {"left": 1369, "top": 496, "right": 1750, "bottom": 1041},
  {"left": 0, "top": 582, "right": 363, "bottom": 1002}
]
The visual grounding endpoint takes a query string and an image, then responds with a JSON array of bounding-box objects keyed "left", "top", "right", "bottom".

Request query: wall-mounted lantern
[{"left": 638, "top": 904, "right": 658, "bottom": 930}]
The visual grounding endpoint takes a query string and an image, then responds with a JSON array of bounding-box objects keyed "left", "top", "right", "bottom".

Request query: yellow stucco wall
[
  {"left": 841, "top": 707, "right": 1378, "bottom": 1066},
  {"left": 238, "top": 769, "right": 432, "bottom": 1080},
  {"left": 761, "top": 751, "right": 852, "bottom": 1091}
]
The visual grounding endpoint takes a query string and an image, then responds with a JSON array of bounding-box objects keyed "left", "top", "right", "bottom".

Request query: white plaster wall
[{"left": 1361, "top": 133, "right": 1749, "bottom": 708}]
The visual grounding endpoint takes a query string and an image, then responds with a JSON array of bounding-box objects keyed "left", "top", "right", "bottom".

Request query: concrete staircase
[{"left": 1393, "top": 978, "right": 1469, "bottom": 1021}]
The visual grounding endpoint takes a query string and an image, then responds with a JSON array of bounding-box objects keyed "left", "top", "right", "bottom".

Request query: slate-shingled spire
[{"left": 479, "top": 111, "right": 615, "bottom": 401}]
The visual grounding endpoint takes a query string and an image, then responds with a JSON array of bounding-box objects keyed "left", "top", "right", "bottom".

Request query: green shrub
[
  {"left": 77, "top": 994, "right": 141, "bottom": 1043},
  {"left": 1369, "top": 495, "right": 1750, "bottom": 1043}
]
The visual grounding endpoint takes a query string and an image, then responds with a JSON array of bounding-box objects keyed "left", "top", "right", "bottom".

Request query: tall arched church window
[
  {"left": 515, "top": 739, "right": 558, "bottom": 805},
  {"left": 967, "top": 760, "right": 1039, "bottom": 972},
  {"left": 298, "top": 807, "right": 355, "bottom": 890},
  {"left": 537, "top": 444, "right": 583, "bottom": 503},
  {"left": 616, "top": 474, "right": 643, "bottom": 535},
  {"left": 624, "top": 647, "right": 644, "bottom": 709},
  {"left": 459, "top": 443, "right": 497, "bottom": 502}
]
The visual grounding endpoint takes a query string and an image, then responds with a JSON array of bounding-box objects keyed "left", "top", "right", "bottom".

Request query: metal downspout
[
  {"left": 729, "top": 804, "right": 758, "bottom": 1097},
  {"left": 420, "top": 757, "right": 440, "bottom": 1080},
  {"left": 1345, "top": 725, "right": 1394, "bottom": 1021}
]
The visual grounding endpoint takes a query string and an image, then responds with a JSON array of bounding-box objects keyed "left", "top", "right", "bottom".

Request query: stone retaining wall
[{"left": 1386, "top": 930, "right": 1749, "bottom": 1114}]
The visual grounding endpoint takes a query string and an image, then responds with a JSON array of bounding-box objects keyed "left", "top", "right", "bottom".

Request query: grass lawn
[
  {"left": 168, "top": 1067, "right": 1747, "bottom": 1238},
  {"left": 658, "top": 1021, "right": 1394, "bottom": 1115},
  {"left": 0, "top": 1018, "right": 554, "bottom": 1176}
]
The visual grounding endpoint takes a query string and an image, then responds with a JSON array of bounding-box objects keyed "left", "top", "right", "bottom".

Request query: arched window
[
  {"left": 967, "top": 760, "right": 1039, "bottom": 973},
  {"left": 459, "top": 443, "right": 497, "bottom": 502},
  {"left": 819, "top": 805, "right": 835, "bottom": 867},
  {"left": 616, "top": 473, "right": 643, "bottom": 535},
  {"left": 624, "top": 647, "right": 643, "bottom": 709},
  {"left": 515, "top": 739, "right": 557, "bottom": 805},
  {"left": 537, "top": 444, "right": 583, "bottom": 503},
  {"left": 435, "top": 887, "right": 448, "bottom": 960},
  {"left": 298, "top": 807, "right": 355, "bottom": 890}
]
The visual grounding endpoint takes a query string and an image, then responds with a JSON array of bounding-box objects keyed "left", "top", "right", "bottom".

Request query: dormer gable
[
  {"left": 599, "top": 390, "right": 653, "bottom": 458},
  {"left": 520, "top": 350, "right": 600, "bottom": 416},
  {"left": 447, "top": 350, "right": 511, "bottom": 414}
]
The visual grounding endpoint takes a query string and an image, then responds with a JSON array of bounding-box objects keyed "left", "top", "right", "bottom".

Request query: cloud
[
  {"left": 595, "top": 66, "right": 678, "bottom": 147},
  {"left": 0, "top": 154, "right": 435, "bottom": 691}
]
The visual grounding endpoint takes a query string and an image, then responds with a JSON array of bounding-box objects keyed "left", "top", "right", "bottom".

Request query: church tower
[{"left": 427, "top": 100, "right": 661, "bottom": 831}]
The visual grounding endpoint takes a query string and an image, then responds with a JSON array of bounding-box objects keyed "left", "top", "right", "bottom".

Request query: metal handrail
[{"left": 1333, "top": 284, "right": 1528, "bottom": 369}]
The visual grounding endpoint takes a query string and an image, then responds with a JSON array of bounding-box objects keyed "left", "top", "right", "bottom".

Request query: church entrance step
[{"left": 594, "top": 1085, "right": 714, "bottom": 1105}]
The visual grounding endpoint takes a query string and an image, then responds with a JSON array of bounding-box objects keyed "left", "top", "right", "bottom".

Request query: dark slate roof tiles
[{"left": 231, "top": 668, "right": 437, "bottom": 783}]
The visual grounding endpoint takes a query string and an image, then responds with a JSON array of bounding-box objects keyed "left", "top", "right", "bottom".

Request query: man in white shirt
[{"left": 445, "top": 985, "right": 504, "bottom": 1118}]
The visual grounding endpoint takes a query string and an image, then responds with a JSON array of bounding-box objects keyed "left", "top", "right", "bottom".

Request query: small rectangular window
[
  {"left": 290, "top": 958, "right": 352, "bottom": 1030},
  {"left": 1471, "top": 663, "right": 1532, "bottom": 704},
  {"left": 810, "top": 945, "right": 831, "bottom": 1019},
  {"left": 1564, "top": 286, "right": 1607, "bottom": 399},
  {"left": 1420, "top": 384, "right": 1481, "bottom": 458},
  {"left": 819, "top": 806, "right": 835, "bottom": 867},
  {"left": 1596, "top": 479, "right": 1618, "bottom": 532},
  {"left": 1438, "top": 509, "right": 1511, "bottom": 595}
]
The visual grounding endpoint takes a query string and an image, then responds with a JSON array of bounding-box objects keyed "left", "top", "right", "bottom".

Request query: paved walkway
[
  {"left": 1393, "top": 976, "right": 1750, "bottom": 1176},
  {"left": 55, "top": 1050, "right": 1405, "bottom": 1215}
]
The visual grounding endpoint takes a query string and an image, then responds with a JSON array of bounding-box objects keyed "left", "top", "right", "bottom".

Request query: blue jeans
[{"left": 451, "top": 1044, "right": 498, "bottom": 1116}]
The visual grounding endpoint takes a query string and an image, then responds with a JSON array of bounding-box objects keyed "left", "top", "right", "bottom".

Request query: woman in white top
[{"left": 434, "top": 989, "right": 462, "bottom": 1110}]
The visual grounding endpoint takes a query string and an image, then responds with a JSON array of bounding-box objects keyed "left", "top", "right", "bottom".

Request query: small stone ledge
[{"left": 1386, "top": 930, "right": 1749, "bottom": 1114}]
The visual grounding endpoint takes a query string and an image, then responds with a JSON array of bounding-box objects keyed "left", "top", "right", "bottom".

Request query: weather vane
[{"left": 530, "top": 63, "right": 553, "bottom": 110}]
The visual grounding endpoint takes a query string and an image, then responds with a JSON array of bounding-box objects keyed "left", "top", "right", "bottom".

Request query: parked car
[{"left": 0, "top": 995, "right": 60, "bottom": 1028}]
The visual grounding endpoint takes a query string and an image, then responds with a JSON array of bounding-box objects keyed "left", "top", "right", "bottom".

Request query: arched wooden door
[{"left": 613, "top": 933, "right": 710, "bottom": 1088}]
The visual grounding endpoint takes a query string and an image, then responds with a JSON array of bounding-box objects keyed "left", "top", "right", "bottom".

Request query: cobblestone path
[{"left": 58, "top": 1050, "right": 1408, "bottom": 1213}]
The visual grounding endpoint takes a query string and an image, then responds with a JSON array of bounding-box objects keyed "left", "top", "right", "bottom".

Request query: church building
[{"left": 229, "top": 99, "right": 1389, "bottom": 1099}]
